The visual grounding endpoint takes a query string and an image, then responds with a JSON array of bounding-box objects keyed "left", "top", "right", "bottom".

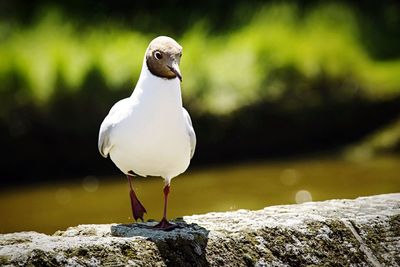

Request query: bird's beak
[{"left": 168, "top": 62, "right": 182, "bottom": 82}]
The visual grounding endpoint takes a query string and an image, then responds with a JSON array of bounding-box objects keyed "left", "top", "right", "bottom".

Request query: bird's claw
[{"left": 152, "top": 218, "right": 179, "bottom": 231}]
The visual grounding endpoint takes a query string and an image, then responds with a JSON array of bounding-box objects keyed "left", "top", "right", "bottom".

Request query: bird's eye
[
  {"left": 154, "top": 51, "right": 163, "bottom": 60},
  {"left": 179, "top": 52, "right": 182, "bottom": 58}
]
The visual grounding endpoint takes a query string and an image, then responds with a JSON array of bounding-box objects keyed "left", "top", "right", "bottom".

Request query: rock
[{"left": 0, "top": 193, "right": 399, "bottom": 266}]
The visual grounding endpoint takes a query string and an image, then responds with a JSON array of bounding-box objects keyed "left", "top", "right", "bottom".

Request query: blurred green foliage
[
  {"left": 345, "top": 117, "right": 400, "bottom": 161},
  {"left": 0, "top": 2, "right": 399, "bottom": 181},
  {"left": 1, "top": 3, "right": 399, "bottom": 116}
]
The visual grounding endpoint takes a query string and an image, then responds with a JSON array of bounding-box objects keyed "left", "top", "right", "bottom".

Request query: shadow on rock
[{"left": 111, "top": 219, "right": 210, "bottom": 266}]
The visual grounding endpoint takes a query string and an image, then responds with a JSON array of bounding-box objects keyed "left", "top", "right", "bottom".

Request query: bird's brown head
[{"left": 146, "top": 36, "right": 183, "bottom": 82}]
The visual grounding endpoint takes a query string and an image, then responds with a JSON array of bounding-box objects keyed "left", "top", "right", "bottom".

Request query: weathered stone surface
[{"left": 0, "top": 193, "right": 399, "bottom": 266}]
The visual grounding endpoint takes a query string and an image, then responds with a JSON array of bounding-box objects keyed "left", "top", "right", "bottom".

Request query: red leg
[
  {"left": 152, "top": 183, "right": 178, "bottom": 230},
  {"left": 127, "top": 175, "right": 146, "bottom": 221}
]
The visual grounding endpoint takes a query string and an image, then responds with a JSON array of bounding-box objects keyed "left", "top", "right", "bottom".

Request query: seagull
[{"left": 98, "top": 36, "right": 196, "bottom": 230}]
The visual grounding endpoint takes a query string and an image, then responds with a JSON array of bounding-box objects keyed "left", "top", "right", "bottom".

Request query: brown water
[{"left": 1, "top": 155, "right": 399, "bottom": 234}]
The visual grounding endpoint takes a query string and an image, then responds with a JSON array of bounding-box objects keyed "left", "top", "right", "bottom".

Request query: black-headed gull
[{"left": 98, "top": 36, "right": 196, "bottom": 230}]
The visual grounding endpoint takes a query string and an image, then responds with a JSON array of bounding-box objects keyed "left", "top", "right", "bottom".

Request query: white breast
[{"left": 108, "top": 67, "right": 191, "bottom": 180}]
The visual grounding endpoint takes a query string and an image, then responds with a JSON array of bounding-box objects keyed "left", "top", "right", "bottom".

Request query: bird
[{"left": 98, "top": 36, "right": 196, "bottom": 230}]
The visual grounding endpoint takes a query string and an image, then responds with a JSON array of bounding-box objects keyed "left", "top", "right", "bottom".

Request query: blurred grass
[{"left": 1, "top": 3, "right": 399, "bottom": 115}]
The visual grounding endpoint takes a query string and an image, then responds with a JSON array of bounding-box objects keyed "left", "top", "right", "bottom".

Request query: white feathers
[
  {"left": 183, "top": 107, "right": 196, "bottom": 159},
  {"left": 98, "top": 60, "right": 196, "bottom": 180}
]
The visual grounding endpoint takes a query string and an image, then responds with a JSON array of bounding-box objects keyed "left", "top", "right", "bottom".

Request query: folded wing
[
  {"left": 98, "top": 98, "right": 131, "bottom": 158},
  {"left": 182, "top": 108, "right": 196, "bottom": 159},
  {"left": 98, "top": 119, "right": 113, "bottom": 158}
]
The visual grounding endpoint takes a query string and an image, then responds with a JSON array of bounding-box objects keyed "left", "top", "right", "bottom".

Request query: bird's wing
[
  {"left": 98, "top": 98, "right": 130, "bottom": 158},
  {"left": 182, "top": 107, "right": 196, "bottom": 159},
  {"left": 98, "top": 118, "right": 113, "bottom": 158}
]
